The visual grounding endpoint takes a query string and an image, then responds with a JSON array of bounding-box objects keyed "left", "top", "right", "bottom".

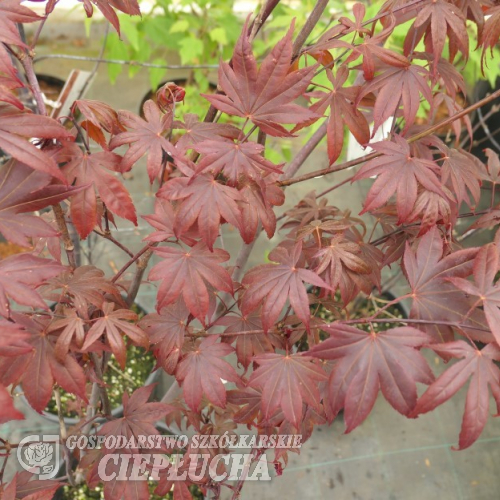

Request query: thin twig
[
  {"left": 280, "top": 120, "right": 328, "bottom": 181},
  {"left": 126, "top": 248, "right": 154, "bottom": 306},
  {"left": 34, "top": 54, "right": 219, "bottom": 70},
  {"left": 53, "top": 204, "right": 77, "bottom": 268},
  {"left": 292, "top": 0, "right": 330, "bottom": 59},
  {"left": 92, "top": 229, "right": 134, "bottom": 258},
  {"left": 111, "top": 243, "right": 153, "bottom": 283}
]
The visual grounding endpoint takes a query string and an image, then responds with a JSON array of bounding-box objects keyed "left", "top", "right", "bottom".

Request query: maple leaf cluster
[{"left": 1, "top": 0, "right": 500, "bottom": 498}]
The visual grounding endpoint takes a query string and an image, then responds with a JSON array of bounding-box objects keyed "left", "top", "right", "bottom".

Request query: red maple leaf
[
  {"left": 439, "top": 148, "right": 482, "bottom": 207},
  {"left": 313, "top": 233, "right": 373, "bottom": 304},
  {"left": 0, "top": 253, "right": 64, "bottom": 318},
  {"left": 203, "top": 22, "right": 318, "bottom": 137},
  {"left": 82, "top": 302, "right": 149, "bottom": 369},
  {"left": 59, "top": 141, "right": 137, "bottom": 239},
  {"left": 353, "top": 135, "right": 444, "bottom": 223},
  {"left": 41, "top": 265, "right": 123, "bottom": 317},
  {"left": 404, "top": 227, "right": 489, "bottom": 343},
  {"left": 0, "top": 106, "right": 73, "bottom": 181},
  {"left": 308, "top": 66, "right": 370, "bottom": 163},
  {"left": 239, "top": 175, "right": 284, "bottom": 243},
  {"left": 217, "top": 311, "right": 280, "bottom": 369},
  {"left": 405, "top": 0, "right": 469, "bottom": 72},
  {"left": 173, "top": 113, "right": 240, "bottom": 151},
  {"left": 241, "top": 242, "right": 331, "bottom": 333},
  {"left": 309, "top": 323, "right": 434, "bottom": 432},
  {"left": 481, "top": 6, "right": 500, "bottom": 65},
  {"left": 139, "top": 299, "right": 190, "bottom": 374},
  {"left": 0, "top": 314, "right": 87, "bottom": 412},
  {"left": 356, "top": 63, "right": 432, "bottom": 135},
  {"left": 1, "top": 472, "right": 61, "bottom": 500},
  {"left": 248, "top": 352, "right": 327, "bottom": 428},
  {"left": 158, "top": 174, "right": 242, "bottom": 250},
  {"left": 142, "top": 199, "right": 198, "bottom": 246},
  {"left": 0, "top": 160, "right": 84, "bottom": 247},
  {"left": 175, "top": 335, "right": 240, "bottom": 411},
  {"left": 411, "top": 341, "right": 500, "bottom": 450},
  {"left": 0, "top": 1, "right": 41, "bottom": 46},
  {"left": 0, "top": 384, "right": 24, "bottom": 424},
  {"left": 110, "top": 100, "right": 176, "bottom": 183},
  {"left": 148, "top": 242, "right": 233, "bottom": 323},
  {"left": 47, "top": 308, "right": 85, "bottom": 360},
  {"left": 194, "top": 139, "right": 283, "bottom": 183},
  {"left": 448, "top": 244, "right": 500, "bottom": 345}
]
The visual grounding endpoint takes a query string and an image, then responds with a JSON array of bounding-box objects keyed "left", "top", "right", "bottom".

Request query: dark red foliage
[{"left": 1, "top": 1, "right": 500, "bottom": 498}]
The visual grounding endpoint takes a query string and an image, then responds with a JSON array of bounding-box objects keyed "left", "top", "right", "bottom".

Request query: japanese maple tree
[{"left": 1, "top": 0, "right": 500, "bottom": 498}]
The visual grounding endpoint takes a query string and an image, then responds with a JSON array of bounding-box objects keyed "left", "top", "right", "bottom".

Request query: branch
[
  {"left": 341, "top": 317, "right": 491, "bottom": 334},
  {"left": 280, "top": 87, "right": 500, "bottom": 187},
  {"left": 92, "top": 229, "right": 134, "bottom": 258},
  {"left": 111, "top": 243, "right": 153, "bottom": 283},
  {"left": 34, "top": 54, "right": 218, "bottom": 70},
  {"left": 292, "top": 0, "right": 330, "bottom": 59},
  {"left": 280, "top": 119, "right": 328, "bottom": 181},
  {"left": 53, "top": 204, "right": 77, "bottom": 268},
  {"left": 126, "top": 247, "right": 154, "bottom": 306}
]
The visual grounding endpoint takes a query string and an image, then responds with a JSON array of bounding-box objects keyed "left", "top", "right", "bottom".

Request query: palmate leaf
[
  {"left": 47, "top": 309, "right": 85, "bottom": 361},
  {"left": 239, "top": 175, "right": 284, "bottom": 243},
  {"left": 404, "top": 0, "right": 469, "bottom": 71},
  {"left": 0, "top": 384, "right": 24, "bottom": 424},
  {"left": 173, "top": 113, "right": 240, "bottom": 152},
  {"left": 309, "top": 323, "right": 434, "bottom": 432},
  {"left": 204, "top": 22, "right": 318, "bottom": 137},
  {"left": 448, "top": 244, "right": 500, "bottom": 345},
  {"left": 0, "top": 106, "right": 72, "bottom": 181},
  {"left": 0, "top": 1, "right": 41, "bottom": 46},
  {"left": 354, "top": 135, "right": 444, "bottom": 223},
  {"left": 175, "top": 335, "right": 240, "bottom": 412},
  {"left": 110, "top": 100, "right": 176, "bottom": 183},
  {"left": 59, "top": 142, "right": 137, "bottom": 239},
  {"left": 2, "top": 472, "right": 61, "bottom": 500},
  {"left": 481, "top": 6, "right": 500, "bottom": 65},
  {"left": 0, "top": 253, "right": 64, "bottom": 318},
  {"left": 82, "top": 302, "right": 149, "bottom": 369},
  {"left": 149, "top": 242, "right": 233, "bottom": 323},
  {"left": 307, "top": 66, "right": 369, "bottom": 163},
  {"left": 404, "top": 227, "right": 489, "bottom": 343},
  {"left": 241, "top": 242, "right": 331, "bottom": 333},
  {"left": 194, "top": 139, "right": 283, "bottom": 184},
  {"left": 356, "top": 63, "right": 432, "bottom": 135},
  {"left": 139, "top": 299, "right": 190, "bottom": 374},
  {"left": 217, "top": 311, "right": 280, "bottom": 369},
  {"left": 411, "top": 341, "right": 500, "bottom": 450},
  {"left": 313, "top": 233, "right": 372, "bottom": 300},
  {"left": 0, "top": 160, "right": 85, "bottom": 247},
  {"left": 248, "top": 352, "right": 327, "bottom": 429},
  {"left": 42, "top": 265, "right": 123, "bottom": 317},
  {"left": 158, "top": 174, "right": 242, "bottom": 250},
  {"left": 142, "top": 199, "right": 198, "bottom": 246},
  {"left": 0, "top": 314, "right": 87, "bottom": 412}
]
